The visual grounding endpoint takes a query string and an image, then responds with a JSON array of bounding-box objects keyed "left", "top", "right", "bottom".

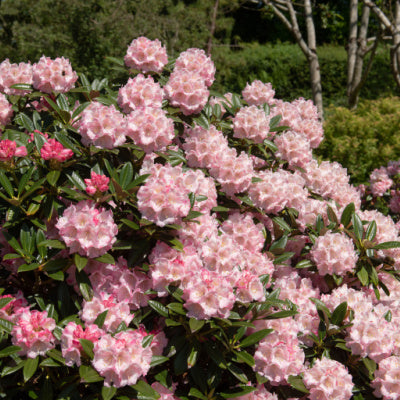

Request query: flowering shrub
[{"left": 1, "top": 39, "right": 400, "bottom": 400}]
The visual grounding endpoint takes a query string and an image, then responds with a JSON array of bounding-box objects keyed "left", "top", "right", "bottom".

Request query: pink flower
[
  {"left": 125, "top": 107, "right": 175, "bottom": 153},
  {"left": 0, "top": 292, "right": 29, "bottom": 323},
  {"left": 370, "top": 166, "right": 393, "bottom": 197},
  {"left": 164, "top": 70, "right": 209, "bottom": 115},
  {"left": 11, "top": 310, "right": 56, "bottom": 358},
  {"left": 242, "top": 80, "right": 275, "bottom": 106},
  {"left": 372, "top": 356, "right": 400, "bottom": 399},
  {"left": 151, "top": 382, "right": 181, "bottom": 400},
  {"left": 174, "top": 48, "right": 215, "bottom": 87},
  {"left": 40, "top": 138, "right": 74, "bottom": 162},
  {"left": 0, "top": 93, "right": 13, "bottom": 127},
  {"left": 92, "top": 330, "right": 152, "bottom": 387},
  {"left": 0, "top": 139, "right": 27, "bottom": 162},
  {"left": 117, "top": 74, "right": 164, "bottom": 113},
  {"left": 80, "top": 292, "right": 133, "bottom": 333},
  {"left": 84, "top": 171, "right": 110, "bottom": 195},
  {"left": 56, "top": 200, "right": 118, "bottom": 258},
  {"left": 310, "top": 232, "right": 358, "bottom": 276},
  {"left": 303, "top": 358, "right": 353, "bottom": 400},
  {"left": 77, "top": 101, "right": 126, "bottom": 149},
  {"left": 32, "top": 56, "right": 78, "bottom": 94},
  {"left": 236, "top": 385, "right": 278, "bottom": 400},
  {"left": 124, "top": 37, "right": 168, "bottom": 73},
  {"left": 233, "top": 105, "right": 271, "bottom": 143},
  {"left": 61, "top": 322, "right": 103, "bottom": 366},
  {"left": 0, "top": 59, "right": 33, "bottom": 95}
]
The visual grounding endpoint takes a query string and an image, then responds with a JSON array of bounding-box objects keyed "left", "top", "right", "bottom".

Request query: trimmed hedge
[{"left": 316, "top": 97, "right": 400, "bottom": 183}]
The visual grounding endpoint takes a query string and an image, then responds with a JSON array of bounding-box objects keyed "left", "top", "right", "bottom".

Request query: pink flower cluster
[
  {"left": 0, "top": 59, "right": 33, "bottom": 95},
  {"left": 117, "top": 74, "right": 164, "bottom": 113},
  {"left": 0, "top": 139, "right": 27, "bottom": 162},
  {"left": 372, "top": 356, "right": 400, "bottom": 399},
  {"left": 0, "top": 93, "right": 13, "bottom": 127},
  {"left": 370, "top": 166, "right": 393, "bottom": 197},
  {"left": 233, "top": 105, "right": 271, "bottom": 143},
  {"left": 77, "top": 102, "right": 126, "bottom": 149},
  {"left": 32, "top": 56, "right": 78, "bottom": 94},
  {"left": 40, "top": 138, "right": 74, "bottom": 162},
  {"left": 310, "top": 232, "right": 358, "bottom": 276},
  {"left": 124, "top": 37, "right": 168, "bottom": 73},
  {"left": 92, "top": 329, "right": 152, "bottom": 387},
  {"left": 303, "top": 357, "right": 354, "bottom": 400},
  {"left": 11, "top": 310, "right": 56, "bottom": 358},
  {"left": 242, "top": 80, "right": 275, "bottom": 106},
  {"left": 0, "top": 292, "right": 28, "bottom": 323},
  {"left": 56, "top": 200, "right": 118, "bottom": 258},
  {"left": 125, "top": 107, "right": 174, "bottom": 153},
  {"left": 84, "top": 171, "right": 110, "bottom": 195}
]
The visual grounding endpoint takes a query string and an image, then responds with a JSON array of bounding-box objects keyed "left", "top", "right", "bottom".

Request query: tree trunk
[{"left": 207, "top": 0, "right": 219, "bottom": 56}]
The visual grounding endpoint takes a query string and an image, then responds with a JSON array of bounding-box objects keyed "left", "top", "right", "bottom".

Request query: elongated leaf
[
  {"left": 374, "top": 241, "right": 400, "bottom": 250},
  {"left": 46, "top": 170, "right": 60, "bottom": 186},
  {"left": 352, "top": 213, "right": 364, "bottom": 241},
  {"left": 331, "top": 302, "right": 348, "bottom": 326},
  {"left": 357, "top": 267, "right": 369, "bottom": 286},
  {"left": 233, "top": 350, "right": 255, "bottom": 367},
  {"left": 148, "top": 300, "right": 169, "bottom": 317},
  {"left": 37, "top": 239, "right": 66, "bottom": 249},
  {"left": 74, "top": 253, "right": 88, "bottom": 272},
  {"left": 310, "top": 298, "right": 331, "bottom": 318},
  {"left": 340, "top": 203, "right": 355, "bottom": 227},
  {"left": 0, "top": 345, "right": 21, "bottom": 358},
  {"left": 0, "top": 171, "right": 13, "bottom": 197},
  {"left": 150, "top": 355, "right": 169, "bottom": 367},
  {"left": 94, "top": 310, "right": 108, "bottom": 329},
  {"left": 15, "top": 112, "right": 34, "bottom": 131},
  {"left": 366, "top": 220, "right": 377, "bottom": 242},
  {"left": 95, "top": 253, "right": 115, "bottom": 264},
  {"left": 119, "top": 162, "right": 133, "bottom": 189},
  {"left": 66, "top": 171, "right": 86, "bottom": 191},
  {"left": 188, "top": 388, "right": 207, "bottom": 400},
  {"left": 2, "top": 361, "right": 25, "bottom": 377},
  {"left": 79, "top": 339, "right": 94, "bottom": 359},
  {"left": 79, "top": 365, "right": 104, "bottom": 383},
  {"left": 219, "top": 386, "right": 257, "bottom": 399},
  {"left": 10, "top": 83, "right": 32, "bottom": 91},
  {"left": 102, "top": 386, "right": 117, "bottom": 400},
  {"left": 288, "top": 375, "right": 309, "bottom": 394},
  {"left": 132, "top": 380, "right": 160, "bottom": 400},
  {"left": 0, "top": 297, "right": 14, "bottom": 309},
  {"left": 47, "top": 349, "right": 66, "bottom": 365},
  {"left": 240, "top": 329, "right": 273, "bottom": 348},
  {"left": 227, "top": 363, "right": 248, "bottom": 384},
  {"left": 23, "top": 356, "right": 39, "bottom": 382},
  {"left": 189, "top": 318, "right": 204, "bottom": 333},
  {"left": 121, "top": 218, "right": 139, "bottom": 230},
  {"left": 295, "top": 260, "right": 313, "bottom": 269}
]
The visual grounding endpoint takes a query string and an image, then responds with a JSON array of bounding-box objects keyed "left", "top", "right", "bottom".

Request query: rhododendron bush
[{"left": 1, "top": 38, "right": 400, "bottom": 400}]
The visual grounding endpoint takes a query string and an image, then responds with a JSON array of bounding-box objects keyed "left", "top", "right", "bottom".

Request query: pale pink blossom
[
  {"left": 0, "top": 292, "right": 29, "bottom": 323},
  {"left": 56, "top": 200, "right": 118, "bottom": 258},
  {"left": 80, "top": 292, "right": 133, "bottom": 333},
  {"left": 370, "top": 166, "right": 393, "bottom": 197},
  {"left": 40, "top": 138, "right": 74, "bottom": 162},
  {"left": 164, "top": 70, "right": 209, "bottom": 115},
  {"left": 61, "top": 322, "right": 103, "bottom": 366},
  {"left": 390, "top": 190, "right": 400, "bottom": 213},
  {"left": 84, "top": 171, "right": 110, "bottom": 195},
  {"left": 294, "top": 118, "right": 324, "bottom": 148},
  {"left": 92, "top": 330, "right": 152, "bottom": 387},
  {"left": 236, "top": 384, "right": 278, "bottom": 400},
  {"left": 117, "top": 74, "right": 163, "bottom": 113},
  {"left": 151, "top": 382, "right": 180, "bottom": 400},
  {"left": 174, "top": 48, "right": 215, "bottom": 87},
  {"left": 242, "top": 80, "right": 275, "bottom": 106},
  {"left": 233, "top": 105, "right": 271, "bottom": 143},
  {"left": 0, "top": 59, "right": 33, "bottom": 95},
  {"left": 303, "top": 358, "right": 353, "bottom": 400},
  {"left": 0, "top": 93, "right": 13, "bottom": 127},
  {"left": 11, "top": 310, "right": 56, "bottom": 358},
  {"left": 32, "top": 56, "right": 78, "bottom": 93},
  {"left": 292, "top": 97, "right": 320, "bottom": 121},
  {"left": 0, "top": 139, "right": 27, "bottom": 162},
  {"left": 125, "top": 107, "right": 174, "bottom": 153},
  {"left": 77, "top": 101, "right": 126, "bottom": 149},
  {"left": 274, "top": 130, "right": 313, "bottom": 169},
  {"left": 310, "top": 232, "right": 357, "bottom": 276},
  {"left": 372, "top": 356, "right": 400, "bottom": 399},
  {"left": 124, "top": 37, "right": 168, "bottom": 73}
]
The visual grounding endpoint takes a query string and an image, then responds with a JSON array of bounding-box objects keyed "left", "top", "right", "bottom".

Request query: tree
[{"left": 261, "top": 0, "right": 324, "bottom": 118}]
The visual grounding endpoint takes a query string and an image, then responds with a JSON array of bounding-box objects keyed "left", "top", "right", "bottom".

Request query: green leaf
[
  {"left": 187, "top": 344, "right": 200, "bottom": 368},
  {"left": 131, "top": 380, "right": 160, "bottom": 400},
  {"left": 273, "top": 252, "right": 295, "bottom": 265},
  {"left": 95, "top": 253, "right": 116, "bottom": 264},
  {"left": 362, "top": 358, "right": 377, "bottom": 378},
  {"left": 102, "top": 386, "right": 117, "bottom": 400},
  {"left": 167, "top": 302, "right": 185, "bottom": 315},
  {"left": 374, "top": 241, "right": 400, "bottom": 250},
  {"left": 150, "top": 355, "right": 169, "bottom": 367},
  {"left": 79, "top": 365, "right": 104, "bottom": 383},
  {"left": 0, "top": 345, "right": 21, "bottom": 358},
  {"left": 352, "top": 213, "right": 364, "bottom": 241},
  {"left": 37, "top": 239, "right": 66, "bottom": 249},
  {"left": 75, "top": 269, "right": 93, "bottom": 301},
  {"left": 18, "top": 166, "right": 35, "bottom": 196},
  {"left": 40, "top": 358, "right": 62, "bottom": 367},
  {"left": 188, "top": 388, "right": 207, "bottom": 400},
  {"left": 142, "top": 334, "right": 154, "bottom": 348},
  {"left": 189, "top": 318, "right": 204, "bottom": 333},
  {"left": 66, "top": 171, "right": 86, "bottom": 191},
  {"left": 263, "top": 139, "right": 278, "bottom": 152},
  {"left": 183, "top": 210, "right": 203, "bottom": 221},
  {"left": 94, "top": 310, "right": 108, "bottom": 329},
  {"left": 365, "top": 220, "right": 377, "bottom": 242},
  {"left": 295, "top": 260, "right": 313, "bottom": 269},
  {"left": 2, "top": 361, "right": 25, "bottom": 377},
  {"left": 219, "top": 386, "right": 257, "bottom": 399},
  {"left": 148, "top": 300, "right": 169, "bottom": 317},
  {"left": 310, "top": 298, "right": 331, "bottom": 318},
  {"left": 357, "top": 267, "right": 369, "bottom": 286},
  {"left": 211, "top": 206, "right": 230, "bottom": 212},
  {"left": 331, "top": 302, "right": 348, "bottom": 326},
  {"left": 23, "top": 356, "right": 39, "bottom": 382},
  {"left": 46, "top": 170, "right": 61, "bottom": 186},
  {"left": 15, "top": 112, "right": 34, "bottom": 131},
  {"left": 10, "top": 83, "right": 33, "bottom": 91},
  {"left": 340, "top": 203, "right": 355, "bottom": 227},
  {"left": 193, "top": 113, "right": 210, "bottom": 130},
  {"left": 128, "top": 174, "right": 150, "bottom": 189},
  {"left": 269, "top": 235, "right": 288, "bottom": 251},
  {"left": 57, "top": 93, "right": 70, "bottom": 111},
  {"left": 0, "top": 297, "right": 14, "bottom": 309},
  {"left": 240, "top": 329, "right": 273, "bottom": 347},
  {"left": 272, "top": 217, "right": 292, "bottom": 233},
  {"left": 0, "top": 171, "right": 13, "bottom": 197},
  {"left": 121, "top": 218, "right": 140, "bottom": 230},
  {"left": 79, "top": 339, "right": 94, "bottom": 359},
  {"left": 119, "top": 162, "right": 133, "bottom": 189},
  {"left": 47, "top": 349, "right": 66, "bottom": 365},
  {"left": 288, "top": 375, "right": 309, "bottom": 394},
  {"left": 227, "top": 363, "right": 248, "bottom": 384},
  {"left": 74, "top": 253, "right": 88, "bottom": 272},
  {"left": 233, "top": 350, "right": 255, "bottom": 367},
  {"left": 72, "top": 101, "right": 90, "bottom": 120}
]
